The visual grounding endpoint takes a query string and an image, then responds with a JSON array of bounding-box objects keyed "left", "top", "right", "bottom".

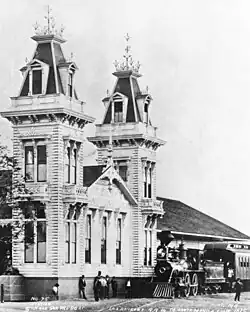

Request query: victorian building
[
  {"left": 0, "top": 16, "right": 165, "bottom": 299},
  {"left": 2, "top": 11, "right": 249, "bottom": 301}
]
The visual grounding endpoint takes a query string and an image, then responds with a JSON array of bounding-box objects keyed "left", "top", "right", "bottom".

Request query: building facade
[{"left": 0, "top": 22, "right": 165, "bottom": 299}]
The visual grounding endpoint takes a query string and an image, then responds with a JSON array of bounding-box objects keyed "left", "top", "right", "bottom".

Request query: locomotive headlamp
[
  {"left": 157, "top": 247, "right": 166, "bottom": 258},
  {"left": 159, "top": 267, "right": 166, "bottom": 274}
]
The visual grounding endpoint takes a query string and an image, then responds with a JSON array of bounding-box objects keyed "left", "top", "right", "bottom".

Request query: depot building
[{"left": 0, "top": 17, "right": 249, "bottom": 300}]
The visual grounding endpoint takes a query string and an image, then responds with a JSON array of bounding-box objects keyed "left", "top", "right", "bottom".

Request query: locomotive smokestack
[{"left": 158, "top": 231, "right": 175, "bottom": 246}]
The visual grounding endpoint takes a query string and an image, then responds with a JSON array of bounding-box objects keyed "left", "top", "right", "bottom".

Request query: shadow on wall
[{"left": 15, "top": 276, "right": 153, "bottom": 301}]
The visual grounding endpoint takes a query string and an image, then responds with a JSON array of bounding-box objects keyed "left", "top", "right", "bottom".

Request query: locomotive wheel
[
  {"left": 183, "top": 273, "right": 191, "bottom": 297},
  {"left": 191, "top": 273, "right": 198, "bottom": 296}
]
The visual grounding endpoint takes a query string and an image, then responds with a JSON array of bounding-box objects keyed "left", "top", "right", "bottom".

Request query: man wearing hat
[{"left": 79, "top": 275, "right": 87, "bottom": 299}]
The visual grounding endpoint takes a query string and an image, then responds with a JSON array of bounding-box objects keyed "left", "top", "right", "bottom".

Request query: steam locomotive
[{"left": 153, "top": 232, "right": 250, "bottom": 297}]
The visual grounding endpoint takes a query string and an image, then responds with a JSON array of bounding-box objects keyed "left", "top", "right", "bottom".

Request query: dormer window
[
  {"left": 67, "top": 64, "right": 76, "bottom": 98},
  {"left": 19, "top": 59, "right": 49, "bottom": 97},
  {"left": 105, "top": 92, "right": 128, "bottom": 124},
  {"left": 68, "top": 72, "right": 73, "bottom": 97},
  {"left": 114, "top": 102, "right": 123, "bottom": 122},
  {"left": 143, "top": 103, "right": 149, "bottom": 123},
  {"left": 29, "top": 64, "right": 43, "bottom": 96},
  {"left": 29, "top": 61, "right": 47, "bottom": 96}
]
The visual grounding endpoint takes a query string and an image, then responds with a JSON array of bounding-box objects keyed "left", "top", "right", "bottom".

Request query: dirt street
[{"left": 0, "top": 293, "right": 250, "bottom": 312}]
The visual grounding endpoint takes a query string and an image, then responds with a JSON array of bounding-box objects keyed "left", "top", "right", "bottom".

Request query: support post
[{"left": 1, "top": 284, "right": 4, "bottom": 303}]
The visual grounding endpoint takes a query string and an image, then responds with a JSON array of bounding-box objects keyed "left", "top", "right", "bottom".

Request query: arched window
[
  {"left": 143, "top": 103, "right": 149, "bottom": 123},
  {"left": 148, "top": 167, "right": 152, "bottom": 199},
  {"left": 65, "top": 208, "right": 78, "bottom": 264},
  {"left": 101, "top": 216, "right": 107, "bottom": 264},
  {"left": 71, "top": 212, "right": 77, "bottom": 264},
  {"left": 71, "top": 149, "right": 77, "bottom": 184},
  {"left": 67, "top": 64, "right": 76, "bottom": 98},
  {"left": 85, "top": 215, "right": 91, "bottom": 263},
  {"left": 116, "top": 219, "right": 122, "bottom": 264},
  {"left": 143, "top": 216, "right": 152, "bottom": 266},
  {"left": 68, "top": 72, "right": 73, "bottom": 97},
  {"left": 64, "top": 147, "right": 70, "bottom": 183},
  {"left": 65, "top": 212, "right": 70, "bottom": 264},
  {"left": 144, "top": 167, "right": 147, "bottom": 197}
]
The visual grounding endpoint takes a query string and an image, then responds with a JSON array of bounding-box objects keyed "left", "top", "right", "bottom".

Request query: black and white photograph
[{"left": 0, "top": 1, "right": 250, "bottom": 311}]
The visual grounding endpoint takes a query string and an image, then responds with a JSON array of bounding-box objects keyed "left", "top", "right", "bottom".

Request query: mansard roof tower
[
  {"left": 88, "top": 34, "right": 166, "bottom": 275},
  {"left": 89, "top": 34, "right": 165, "bottom": 201},
  {"left": 3, "top": 9, "right": 94, "bottom": 126},
  {"left": 0, "top": 9, "right": 95, "bottom": 290}
]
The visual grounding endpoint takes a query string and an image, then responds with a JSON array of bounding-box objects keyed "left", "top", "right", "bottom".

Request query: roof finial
[
  {"left": 113, "top": 33, "right": 141, "bottom": 74},
  {"left": 44, "top": 5, "right": 53, "bottom": 34},
  {"left": 125, "top": 33, "right": 130, "bottom": 42},
  {"left": 33, "top": 6, "right": 65, "bottom": 38},
  {"left": 124, "top": 33, "right": 131, "bottom": 70}
]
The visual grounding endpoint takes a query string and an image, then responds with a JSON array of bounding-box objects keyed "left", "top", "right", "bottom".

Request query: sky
[{"left": 1, "top": 0, "right": 250, "bottom": 235}]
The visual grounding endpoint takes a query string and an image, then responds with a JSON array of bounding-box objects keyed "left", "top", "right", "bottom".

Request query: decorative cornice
[
  {"left": 89, "top": 134, "right": 165, "bottom": 150},
  {"left": 1, "top": 107, "right": 95, "bottom": 128}
]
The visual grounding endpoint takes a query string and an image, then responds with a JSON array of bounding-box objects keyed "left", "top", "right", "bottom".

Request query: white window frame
[
  {"left": 22, "top": 60, "right": 49, "bottom": 96},
  {"left": 64, "top": 141, "right": 79, "bottom": 185},
  {"left": 23, "top": 140, "right": 47, "bottom": 183},
  {"left": 102, "top": 92, "right": 128, "bottom": 124},
  {"left": 85, "top": 214, "right": 92, "bottom": 263},
  {"left": 23, "top": 203, "right": 47, "bottom": 264},
  {"left": 116, "top": 218, "right": 122, "bottom": 264},
  {"left": 64, "top": 208, "right": 78, "bottom": 264}
]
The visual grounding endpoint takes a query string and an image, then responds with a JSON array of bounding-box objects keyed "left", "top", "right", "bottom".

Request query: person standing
[
  {"left": 111, "top": 276, "right": 118, "bottom": 298},
  {"left": 125, "top": 278, "right": 132, "bottom": 298},
  {"left": 105, "top": 275, "right": 110, "bottom": 299},
  {"left": 93, "top": 271, "right": 102, "bottom": 301},
  {"left": 100, "top": 276, "right": 107, "bottom": 300},
  {"left": 52, "top": 283, "right": 59, "bottom": 300},
  {"left": 79, "top": 275, "right": 87, "bottom": 299},
  {"left": 234, "top": 278, "right": 243, "bottom": 301},
  {"left": 227, "top": 266, "right": 234, "bottom": 292}
]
